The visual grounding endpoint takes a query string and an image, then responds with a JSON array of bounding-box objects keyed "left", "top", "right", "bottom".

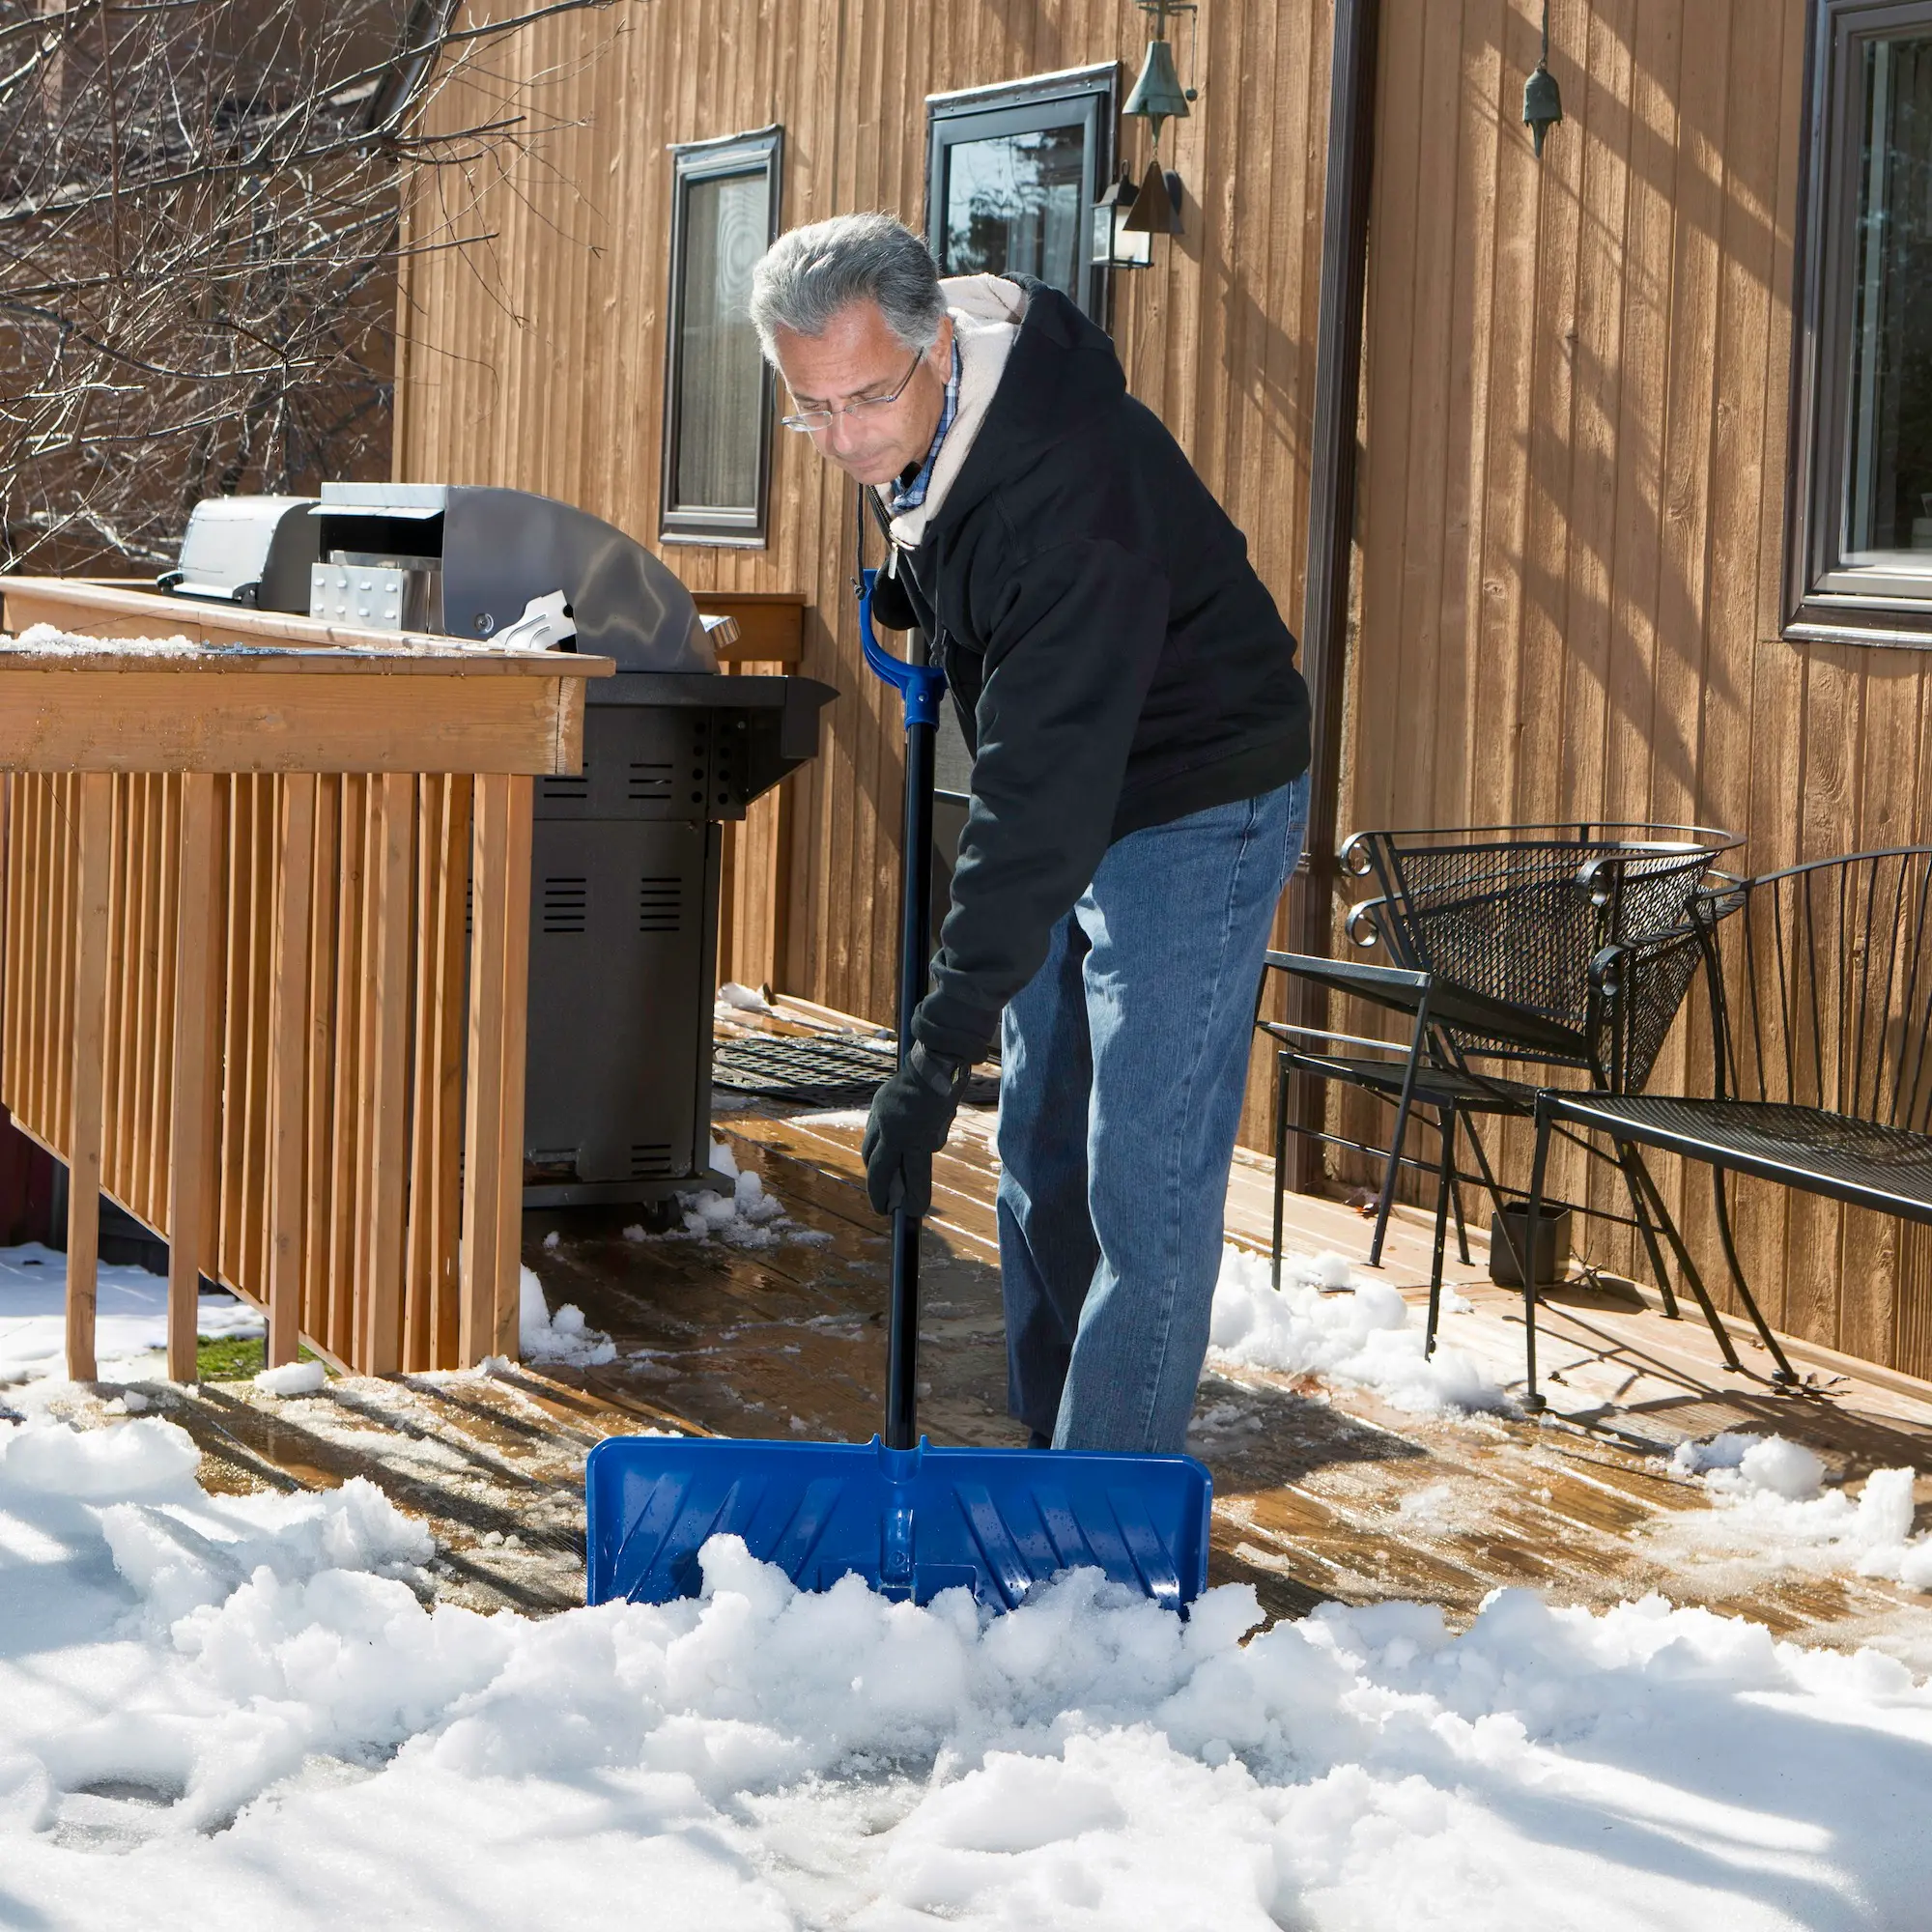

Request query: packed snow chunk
[
  {"left": 647, "top": 1141, "right": 813, "bottom": 1250},
  {"left": 1208, "top": 1244, "right": 1507, "bottom": 1414},
  {"left": 1660, "top": 1431, "right": 1932, "bottom": 1591},
  {"left": 517, "top": 1266, "right": 616, "bottom": 1368},
  {"left": 99, "top": 1473, "right": 435, "bottom": 1629},
  {"left": 254, "top": 1359, "right": 327, "bottom": 1398},
  {"left": 0, "top": 1416, "right": 200, "bottom": 1499}
]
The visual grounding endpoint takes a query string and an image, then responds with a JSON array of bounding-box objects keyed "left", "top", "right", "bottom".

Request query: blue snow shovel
[{"left": 583, "top": 553, "right": 1212, "bottom": 1614}]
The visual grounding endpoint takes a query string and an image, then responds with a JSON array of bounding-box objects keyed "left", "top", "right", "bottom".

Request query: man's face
[{"left": 772, "top": 300, "right": 953, "bottom": 488}]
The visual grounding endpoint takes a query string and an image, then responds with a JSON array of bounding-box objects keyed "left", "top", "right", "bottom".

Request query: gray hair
[{"left": 749, "top": 213, "right": 947, "bottom": 361}]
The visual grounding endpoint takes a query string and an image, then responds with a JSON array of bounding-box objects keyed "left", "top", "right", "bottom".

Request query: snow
[
  {"left": 634, "top": 1140, "right": 833, "bottom": 1251},
  {"left": 4, "top": 622, "right": 203, "bottom": 656},
  {"left": 716, "top": 979, "right": 775, "bottom": 1014},
  {"left": 0, "top": 1242, "right": 262, "bottom": 1384},
  {"left": 1658, "top": 1432, "right": 1932, "bottom": 1592},
  {"left": 1209, "top": 1244, "right": 1509, "bottom": 1415},
  {"left": 517, "top": 1268, "right": 616, "bottom": 1369},
  {"left": 4, "top": 1412, "right": 1932, "bottom": 1926},
  {"left": 254, "top": 1360, "right": 327, "bottom": 1398}
]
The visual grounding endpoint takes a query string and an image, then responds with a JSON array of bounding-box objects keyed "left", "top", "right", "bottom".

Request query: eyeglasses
[{"left": 780, "top": 348, "right": 925, "bottom": 433}]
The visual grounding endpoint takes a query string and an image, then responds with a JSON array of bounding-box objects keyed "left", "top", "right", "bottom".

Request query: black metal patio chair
[
  {"left": 1259, "top": 822, "right": 1741, "bottom": 1366},
  {"left": 1521, "top": 849, "right": 1932, "bottom": 1409}
]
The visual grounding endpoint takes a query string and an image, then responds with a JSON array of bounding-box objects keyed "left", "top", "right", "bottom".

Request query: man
[{"left": 750, "top": 213, "right": 1310, "bottom": 1456}]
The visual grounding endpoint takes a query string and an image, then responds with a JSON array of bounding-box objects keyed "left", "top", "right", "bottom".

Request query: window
[
  {"left": 925, "top": 67, "right": 1115, "bottom": 324},
  {"left": 922, "top": 68, "right": 1115, "bottom": 834},
  {"left": 661, "top": 127, "right": 781, "bottom": 545},
  {"left": 1788, "top": 4, "right": 1932, "bottom": 642}
]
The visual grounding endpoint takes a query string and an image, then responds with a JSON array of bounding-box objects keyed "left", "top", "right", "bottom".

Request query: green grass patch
[{"left": 193, "top": 1333, "right": 324, "bottom": 1383}]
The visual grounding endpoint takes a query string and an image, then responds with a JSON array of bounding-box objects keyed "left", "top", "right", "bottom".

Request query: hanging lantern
[{"left": 1091, "top": 168, "right": 1153, "bottom": 270}]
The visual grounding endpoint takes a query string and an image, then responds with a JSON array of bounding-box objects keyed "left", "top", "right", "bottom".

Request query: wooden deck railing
[{"left": 0, "top": 578, "right": 609, "bottom": 1381}]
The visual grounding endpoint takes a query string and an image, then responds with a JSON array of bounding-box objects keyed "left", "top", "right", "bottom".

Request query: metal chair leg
[
  {"left": 1425, "top": 1104, "right": 1456, "bottom": 1358},
  {"left": 1271, "top": 1053, "right": 1291, "bottom": 1292},
  {"left": 1368, "top": 985, "right": 1434, "bottom": 1268},
  {"left": 1711, "top": 1166, "right": 1799, "bottom": 1385},
  {"left": 1448, "top": 1125, "right": 1472, "bottom": 1265},
  {"left": 1521, "top": 1096, "right": 1553, "bottom": 1412},
  {"left": 1459, "top": 1113, "right": 1528, "bottom": 1287},
  {"left": 1625, "top": 1152, "right": 1746, "bottom": 1374},
  {"left": 1617, "top": 1146, "right": 1682, "bottom": 1321}
]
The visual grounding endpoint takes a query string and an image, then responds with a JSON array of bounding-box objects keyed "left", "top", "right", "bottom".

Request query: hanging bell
[
  {"left": 1523, "top": 59, "right": 1563, "bottom": 156},
  {"left": 1124, "top": 35, "right": 1191, "bottom": 148}
]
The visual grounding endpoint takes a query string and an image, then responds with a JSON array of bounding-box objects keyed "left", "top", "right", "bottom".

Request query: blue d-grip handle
[{"left": 859, "top": 567, "right": 946, "bottom": 730}]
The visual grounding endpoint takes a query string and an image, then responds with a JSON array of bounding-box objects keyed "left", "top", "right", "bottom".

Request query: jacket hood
[
  {"left": 884, "top": 273, "right": 1026, "bottom": 550},
  {"left": 922, "top": 275, "right": 1126, "bottom": 536}
]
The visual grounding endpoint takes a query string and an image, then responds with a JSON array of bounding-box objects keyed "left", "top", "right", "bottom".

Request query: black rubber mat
[{"left": 712, "top": 1031, "right": 999, "bottom": 1107}]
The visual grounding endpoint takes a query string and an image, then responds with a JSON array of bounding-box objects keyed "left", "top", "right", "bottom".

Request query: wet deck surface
[{"left": 43, "top": 1009, "right": 1932, "bottom": 1661}]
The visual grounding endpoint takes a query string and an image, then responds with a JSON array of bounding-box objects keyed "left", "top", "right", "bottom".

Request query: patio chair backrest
[
  {"left": 1695, "top": 848, "right": 1932, "bottom": 1131},
  {"left": 1341, "top": 822, "right": 1738, "bottom": 1078}
]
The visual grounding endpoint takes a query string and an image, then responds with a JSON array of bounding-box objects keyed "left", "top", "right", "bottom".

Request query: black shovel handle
[
  {"left": 886, "top": 711, "right": 936, "bottom": 1450},
  {"left": 857, "top": 543, "right": 947, "bottom": 1454}
]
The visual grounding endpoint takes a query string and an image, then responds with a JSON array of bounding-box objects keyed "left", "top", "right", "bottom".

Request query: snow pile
[
  {"left": 517, "top": 1267, "right": 616, "bottom": 1369},
  {"left": 1663, "top": 1431, "right": 1932, "bottom": 1591},
  {"left": 254, "top": 1360, "right": 327, "bottom": 1398},
  {"left": 3, "top": 1416, "right": 1932, "bottom": 1926},
  {"left": 1208, "top": 1245, "right": 1508, "bottom": 1414},
  {"left": 646, "top": 1140, "right": 829, "bottom": 1251},
  {"left": 0, "top": 1242, "right": 262, "bottom": 1383},
  {"left": 714, "top": 979, "right": 775, "bottom": 1015}
]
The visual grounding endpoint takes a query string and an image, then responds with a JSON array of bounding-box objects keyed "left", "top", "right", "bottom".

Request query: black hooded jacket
[{"left": 870, "top": 277, "right": 1311, "bottom": 1065}]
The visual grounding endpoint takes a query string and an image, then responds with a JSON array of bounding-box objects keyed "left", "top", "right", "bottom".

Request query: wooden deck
[{"left": 49, "top": 1009, "right": 1932, "bottom": 1657}]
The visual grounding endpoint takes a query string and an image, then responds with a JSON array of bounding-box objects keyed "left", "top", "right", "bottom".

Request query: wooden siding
[
  {"left": 393, "top": 0, "right": 1335, "bottom": 1154},
  {"left": 1336, "top": 0, "right": 1932, "bottom": 1378},
  {"left": 394, "top": 0, "right": 1932, "bottom": 1377}
]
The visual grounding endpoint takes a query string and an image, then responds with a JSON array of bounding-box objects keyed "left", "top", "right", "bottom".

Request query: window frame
[
  {"left": 660, "top": 124, "right": 783, "bottom": 548},
  {"left": 1786, "top": 0, "right": 1932, "bottom": 645},
  {"left": 923, "top": 64, "right": 1117, "bottom": 326}
]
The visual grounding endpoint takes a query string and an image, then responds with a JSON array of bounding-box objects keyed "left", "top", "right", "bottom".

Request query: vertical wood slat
[
  {"left": 360, "top": 773, "right": 415, "bottom": 1375},
  {"left": 460, "top": 772, "right": 535, "bottom": 1363},
  {"left": 167, "top": 776, "right": 226, "bottom": 1381},
  {"left": 65, "top": 772, "right": 114, "bottom": 1383},
  {"left": 267, "top": 775, "right": 318, "bottom": 1369},
  {"left": 405, "top": 775, "right": 470, "bottom": 1372},
  {"left": 303, "top": 777, "right": 341, "bottom": 1350},
  {"left": 328, "top": 776, "right": 369, "bottom": 1363},
  {"left": 493, "top": 775, "right": 535, "bottom": 1358}
]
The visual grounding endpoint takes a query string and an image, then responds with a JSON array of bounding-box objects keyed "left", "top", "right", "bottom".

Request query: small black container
[{"left": 1489, "top": 1203, "right": 1571, "bottom": 1288}]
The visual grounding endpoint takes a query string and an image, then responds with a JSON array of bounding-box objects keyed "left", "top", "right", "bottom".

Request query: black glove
[{"left": 862, "top": 1042, "right": 969, "bottom": 1217}]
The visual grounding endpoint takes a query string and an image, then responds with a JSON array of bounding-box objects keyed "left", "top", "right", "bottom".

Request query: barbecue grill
[{"left": 163, "top": 484, "right": 836, "bottom": 1208}]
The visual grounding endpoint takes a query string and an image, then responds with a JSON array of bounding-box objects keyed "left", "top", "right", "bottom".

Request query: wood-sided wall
[
  {"left": 394, "top": 0, "right": 1932, "bottom": 1377},
  {"left": 1345, "top": 0, "right": 1932, "bottom": 1378},
  {"left": 392, "top": 0, "right": 1336, "bottom": 1153}
]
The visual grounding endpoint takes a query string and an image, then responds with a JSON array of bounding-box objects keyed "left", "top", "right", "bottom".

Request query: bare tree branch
[{"left": 0, "top": 0, "right": 622, "bottom": 574}]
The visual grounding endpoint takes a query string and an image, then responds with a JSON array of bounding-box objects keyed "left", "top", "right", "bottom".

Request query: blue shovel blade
[{"left": 585, "top": 1435, "right": 1212, "bottom": 1613}]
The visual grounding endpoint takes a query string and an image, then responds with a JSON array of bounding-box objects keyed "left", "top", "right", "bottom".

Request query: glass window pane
[
  {"left": 941, "top": 124, "right": 1086, "bottom": 304},
  {"left": 1845, "top": 34, "right": 1932, "bottom": 563},
  {"left": 672, "top": 170, "right": 766, "bottom": 513}
]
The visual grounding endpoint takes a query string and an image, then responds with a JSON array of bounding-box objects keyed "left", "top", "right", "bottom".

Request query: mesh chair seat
[
  {"left": 1546, "top": 1094, "right": 1932, "bottom": 1219},
  {"left": 1277, "top": 1046, "right": 1535, "bottom": 1114}
]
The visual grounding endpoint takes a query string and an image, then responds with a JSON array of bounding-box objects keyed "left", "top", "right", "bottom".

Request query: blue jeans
[{"left": 996, "top": 774, "right": 1310, "bottom": 1454}]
